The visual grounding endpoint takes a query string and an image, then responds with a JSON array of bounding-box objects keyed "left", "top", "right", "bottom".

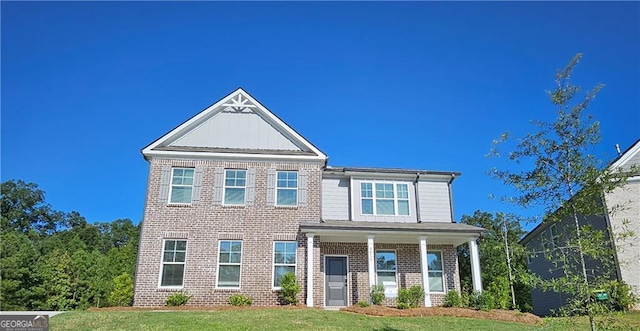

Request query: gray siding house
[
  {"left": 520, "top": 140, "right": 640, "bottom": 316},
  {"left": 133, "top": 88, "right": 485, "bottom": 308}
]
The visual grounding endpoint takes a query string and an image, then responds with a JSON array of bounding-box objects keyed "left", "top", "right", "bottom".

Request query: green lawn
[
  {"left": 50, "top": 309, "right": 640, "bottom": 331},
  {"left": 50, "top": 309, "right": 541, "bottom": 331}
]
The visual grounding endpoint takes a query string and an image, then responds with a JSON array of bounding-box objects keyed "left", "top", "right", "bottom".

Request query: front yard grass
[{"left": 51, "top": 308, "right": 541, "bottom": 331}]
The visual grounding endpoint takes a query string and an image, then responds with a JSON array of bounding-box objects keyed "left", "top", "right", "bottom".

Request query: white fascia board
[
  {"left": 144, "top": 150, "right": 327, "bottom": 163},
  {"left": 345, "top": 171, "right": 453, "bottom": 181},
  {"left": 610, "top": 141, "right": 640, "bottom": 170}
]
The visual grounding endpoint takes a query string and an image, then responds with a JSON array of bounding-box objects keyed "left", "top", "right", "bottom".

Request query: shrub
[
  {"left": 443, "top": 290, "right": 462, "bottom": 308},
  {"left": 108, "top": 273, "right": 134, "bottom": 307},
  {"left": 356, "top": 301, "right": 370, "bottom": 308},
  {"left": 278, "top": 272, "right": 301, "bottom": 305},
  {"left": 604, "top": 280, "right": 639, "bottom": 312},
  {"left": 397, "top": 302, "right": 410, "bottom": 309},
  {"left": 166, "top": 292, "right": 191, "bottom": 307},
  {"left": 228, "top": 294, "right": 253, "bottom": 306},
  {"left": 397, "top": 285, "right": 424, "bottom": 309},
  {"left": 474, "top": 291, "right": 494, "bottom": 311},
  {"left": 370, "top": 284, "right": 385, "bottom": 305}
]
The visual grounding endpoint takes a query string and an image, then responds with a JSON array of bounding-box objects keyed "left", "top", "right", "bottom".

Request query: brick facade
[{"left": 133, "top": 158, "right": 322, "bottom": 306}]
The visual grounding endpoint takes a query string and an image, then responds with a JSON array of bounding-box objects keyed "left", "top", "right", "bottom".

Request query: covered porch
[{"left": 300, "top": 221, "right": 485, "bottom": 308}]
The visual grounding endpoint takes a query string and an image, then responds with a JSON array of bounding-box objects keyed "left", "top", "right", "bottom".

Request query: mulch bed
[
  {"left": 87, "top": 305, "right": 542, "bottom": 325},
  {"left": 341, "top": 306, "right": 542, "bottom": 325}
]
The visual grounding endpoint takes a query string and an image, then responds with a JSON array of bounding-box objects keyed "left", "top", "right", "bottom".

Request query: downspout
[
  {"left": 448, "top": 174, "right": 456, "bottom": 223},
  {"left": 414, "top": 173, "right": 421, "bottom": 223}
]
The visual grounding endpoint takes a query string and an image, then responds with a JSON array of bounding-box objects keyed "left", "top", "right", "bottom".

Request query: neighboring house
[
  {"left": 520, "top": 140, "right": 640, "bottom": 316},
  {"left": 133, "top": 88, "right": 485, "bottom": 308}
]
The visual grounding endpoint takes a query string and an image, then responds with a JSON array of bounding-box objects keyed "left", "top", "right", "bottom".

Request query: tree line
[{"left": 1, "top": 180, "right": 139, "bottom": 310}]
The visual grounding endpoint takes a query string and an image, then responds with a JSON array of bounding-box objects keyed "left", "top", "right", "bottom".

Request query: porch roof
[{"left": 300, "top": 220, "right": 486, "bottom": 246}]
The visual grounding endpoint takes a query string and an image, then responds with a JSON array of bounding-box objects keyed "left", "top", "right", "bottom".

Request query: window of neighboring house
[
  {"left": 276, "top": 171, "right": 298, "bottom": 206},
  {"left": 224, "top": 170, "right": 246, "bottom": 205},
  {"left": 361, "top": 182, "right": 410, "bottom": 216},
  {"left": 217, "top": 240, "right": 242, "bottom": 288},
  {"left": 542, "top": 229, "right": 553, "bottom": 252},
  {"left": 273, "top": 241, "right": 297, "bottom": 288},
  {"left": 160, "top": 239, "right": 187, "bottom": 288},
  {"left": 170, "top": 168, "right": 194, "bottom": 203},
  {"left": 550, "top": 224, "right": 559, "bottom": 248},
  {"left": 427, "top": 251, "right": 444, "bottom": 292},
  {"left": 376, "top": 250, "right": 397, "bottom": 288}
]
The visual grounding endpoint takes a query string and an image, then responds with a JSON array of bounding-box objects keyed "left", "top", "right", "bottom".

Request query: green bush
[
  {"left": 604, "top": 280, "right": 639, "bottom": 312},
  {"left": 474, "top": 291, "right": 494, "bottom": 311},
  {"left": 396, "top": 285, "right": 424, "bottom": 309},
  {"left": 228, "top": 294, "right": 253, "bottom": 306},
  {"left": 487, "top": 276, "right": 511, "bottom": 310},
  {"left": 396, "top": 302, "right": 410, "bottom": 309},
  {"left": 370, "top": 284, "right": 385, "bottom": 305},
  {"left": 108, "top": 273, "right": 134, "bottom": 307},
  {"left": 443, "top": 290, "right": 462, "bottom": 308},
  {"left": 278, "top": 272, "right": 301, "bottom": 305},
  {"left": 356, "top": 301, "right": 370, "bottom": 308},
  {"left": 166, "top": 292, "right": 191, "bottom": 307}
]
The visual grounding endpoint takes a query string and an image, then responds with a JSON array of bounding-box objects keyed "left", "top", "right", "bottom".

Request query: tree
[
  {"left": 488, "top": 53, "right": 636, "bottom": 330},
  {"left": 458, "top": 211, "right": 531, "bottom": 311}
]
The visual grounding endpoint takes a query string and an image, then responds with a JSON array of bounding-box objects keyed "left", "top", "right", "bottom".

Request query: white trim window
[
  {"left": 224, "top": 170, "right": 246, "bottom": 205},
  {"left": 217, "top": 240, "right": 242, "bottom": 288},
  {"left": 276, "top": 171, "right": 298, "bottom": 206},
  {"left": 550, "top": 224, "right": 559, "bottom": 248},
  {"left": 427, "top": 251, "right": 445, "bottom": 292},
  {"left": 376, "top": 250, "right": 397, "bottom": 288},
  {"left": 160, "top": 239, "right": 187, "bottom": 288},
  {"left": 170, "top": 168, "right": 194, "bottom": 203},
  {"left": 361, "top": 182, "right": 410, "bottom": 216},
  {"left": 273, "top": 241, "right": 297, "bottom": 288}
]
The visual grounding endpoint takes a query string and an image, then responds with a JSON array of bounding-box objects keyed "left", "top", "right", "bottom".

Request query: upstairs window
[
  {"left": 224, "top": 170, "right": 246, "bottom": 205},
  {"left": 276, "top": 171, "right": 298, "bottom": 206},
  {"left": 170, "top": 168, "right": 194, "bottom": 203},
  {"left": 361, "top": 182, "right": 410, "bottom": 216}
]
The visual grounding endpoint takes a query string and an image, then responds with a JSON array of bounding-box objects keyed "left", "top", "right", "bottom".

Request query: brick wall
[
  {"left": 133, "top": 158, "right": 322, "bottom": 306},
  {"left": 317, "top": 242, "right": 459, "bottom": 307}
]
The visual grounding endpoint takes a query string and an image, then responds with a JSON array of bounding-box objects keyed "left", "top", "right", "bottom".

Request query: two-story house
[
  {"left": 520, "top": 139, "right": 640, "bottom": 316},
  {"left": 133, "top": 88, "right": 485, "bottom": 308}
]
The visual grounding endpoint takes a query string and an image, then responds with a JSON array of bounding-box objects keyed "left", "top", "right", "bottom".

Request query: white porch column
[
  {"left": 469, "top": 237, "right": 483, "bottom": 293},
  {"left": 367, "top": 235, "right": 376, "bottom": 293},
  {"left": 419, "top": 236, "right": 432, "bottom": 307},
  {"left": 306, "top": 233, "right": 315, "bottom": 307}
]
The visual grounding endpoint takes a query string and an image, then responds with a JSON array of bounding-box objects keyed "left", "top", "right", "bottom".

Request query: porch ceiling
[{"left": 300, "top": 220, "right": 486, "bottom": 246}]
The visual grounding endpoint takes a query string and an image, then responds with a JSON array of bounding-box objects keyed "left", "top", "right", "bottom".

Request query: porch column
[
  {"left": 367, "top": 235, "right": 376, "bottom": 294},
  {"left": 419, "top": 236, "right": 432, "bottom": 307},
  {"left": 306, "top": 233, "right": 315, "bottom": 307},
  {"left": 469, "top": 237, "right": 483, "bottom": 293}
]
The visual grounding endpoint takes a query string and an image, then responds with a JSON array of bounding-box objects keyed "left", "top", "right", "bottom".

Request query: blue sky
[{"left": 2, "top": 2, "right": 639, "bottom": 229}]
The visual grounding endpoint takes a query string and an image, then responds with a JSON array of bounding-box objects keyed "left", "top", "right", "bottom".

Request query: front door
[{"left": 325, "top": 256, "right": 348, "bottom": 306}]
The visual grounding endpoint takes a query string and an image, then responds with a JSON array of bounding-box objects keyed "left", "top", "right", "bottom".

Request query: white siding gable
[{"left": 170, "top": 112, "right": 303, "bottom": 151}]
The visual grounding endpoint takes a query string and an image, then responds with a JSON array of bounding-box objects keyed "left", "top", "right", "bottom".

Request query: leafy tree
[
  {"left": 458, "top": 210, "right": 530, "bottom": 311},
  {"left": 109, "top": 273, "right": 134, "bottom": 306},
  {"left": 488, "top": 53, "right": 636, "bottom": 329}
]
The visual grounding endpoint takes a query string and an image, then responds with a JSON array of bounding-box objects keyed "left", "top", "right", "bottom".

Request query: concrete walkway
[{"left": 0, "top": 311, "right": 65, "bottom": 317}]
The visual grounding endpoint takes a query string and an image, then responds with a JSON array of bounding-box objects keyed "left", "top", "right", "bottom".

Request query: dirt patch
[{"left": 340, "top": 306, "right": 542, "bottom": 325}]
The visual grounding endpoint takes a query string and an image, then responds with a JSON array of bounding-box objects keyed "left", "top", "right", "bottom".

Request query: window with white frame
[
  {"left": 224, "top": 170, "right": 246, "bottom": 205},
  {"left": 376, "top": 250, "right": 397, "bottom": 287},
  {"left": 276, "top": 171, "right": 297, "bottom": 206},
  {"left": 427, "top": 251, "right": 444, "bottom": 292},
  {"left": 550, "top": 224, "right": 559, "bottom": 248},
  {"left": 170, "top": 168, "right": 194, "bottom": 203},
  {"left": 160, "top": 240, "right": 187, "bottom": 287},
  {"left": 217, "top": 240, "right": 242, "bottom": 288},
  {"left": 273, "top": 241, "right": 297, "bottom": 287},
  {"left": 361, "top": 182, "right": 410, "bottom": 216}
]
